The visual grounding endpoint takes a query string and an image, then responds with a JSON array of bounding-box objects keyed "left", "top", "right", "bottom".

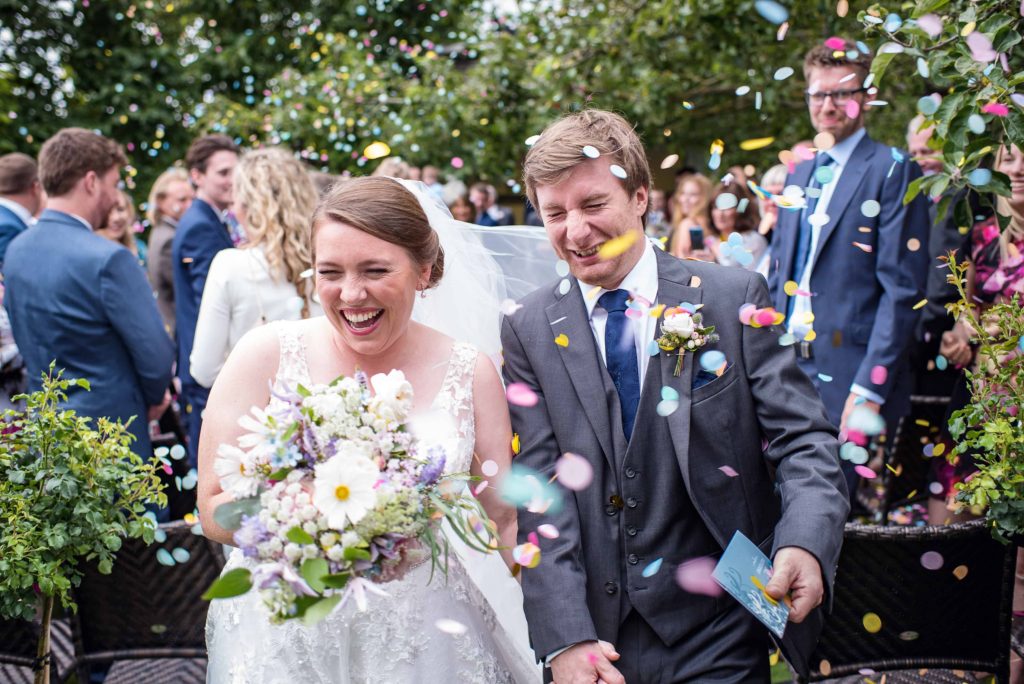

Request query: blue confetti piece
[
  {"left": 935, "top": 355, "right": 948, "bottom": 370},
  {"left": 153, "top": 529, "right": 167, "bottom": 544},
  {"left": 817, "top": 373, "right": 833, "bottom": 382},
  {"left": 887, "top": 161, "right": 898, "bottom": 179},
  {"left": 1018, "top": 336, "right": 1024, "bottom": 353},
  {"left": 678, "top": 301, "right": 698, "bottom": 314},
  {"left": 917, "top": 96, "right": 938, "bottom": 116},
  {"left": 661, "top": 386, "right": 680, "bottom": 402},
  {"left": 156, "top": 549, "right": 175, "bottom": 566},
  {"left": 169, "top": 444, "right": 187, "bottom": 460},
  {"left": 884, "top": 13, "right": 903, "bottom": 31},
  {"left": 700, "top": 350, "right": 727, "bottom": 372},
  {"left": 642, "top": 558, "right": 664, "bottom": 578},
  {"left": 890, "top": 147, "right": 905, "bottom": 163},
  {"left": 967, "top": 168, "right": 992, "bottom": 186},
  {"left": 968, "top": 114, "right": 986, "bottom": 134},
  {"left": 856, "top": 41, "right": 871, "bottom": 55},
  {"left": 754, "top": 0, "right": 788, "bottom": 24},
  {"left": 171, "top": 548, "right": 191, "bottom": 563},
  {"left": 648, "top": 339, "right": 662, "bottom": 357},
  {"left": 778, "top": 333, "right": 797, "bottom": 347},
  {"left": 708, "top": 152, "right": 722, "bottom": 171}
]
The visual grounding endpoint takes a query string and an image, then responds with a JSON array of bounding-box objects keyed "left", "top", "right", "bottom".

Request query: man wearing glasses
[{"left": 768, "top": 38, "right": 930, "bottom": 506}]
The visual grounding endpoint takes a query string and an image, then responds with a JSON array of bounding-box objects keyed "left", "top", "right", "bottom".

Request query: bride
[{"left": 198, "top": 177, "right": 540, "bottom": 683}]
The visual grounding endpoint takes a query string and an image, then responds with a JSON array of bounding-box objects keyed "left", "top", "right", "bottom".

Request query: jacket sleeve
[
  {"left": 179, "top": 223, "right": 221, "bottom": 311},
  {"left": 100, "top": 248, "right": 174, "bottom": 405},
  {"left": 501, "top": 314, "right": 599, "bottom": 660}
]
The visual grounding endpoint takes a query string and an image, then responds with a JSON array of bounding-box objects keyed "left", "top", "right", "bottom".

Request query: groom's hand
[
  {"left": 550, "top": 640, "right": 624, "bottom": 684},
  {"left": 765, "top": 546, "right": 824, "bottom": 623}
]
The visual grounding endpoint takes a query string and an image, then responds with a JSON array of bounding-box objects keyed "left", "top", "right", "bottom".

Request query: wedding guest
[
  {"left": 767, "top": 38, "right": 930, "bottom": 501},
  {"left": 96, "top": 189, "right": 141, "bottom": 260},
  {"left": 470, "top": 182, "right": 513, "bottom": 226},
  {"left": 146, "top": 167, "right": 194, "bottom": 336},
  {"left": 2, "top": 128, "right": 173, "bottom": 457},
  {"left": 0, "top": 280, "right": 25, "bottom": 411},
  {"left": 0, "top": 152, "right": 45, "bottom": 268},
  {"left": 371, "top": 156, "right": 412, "bottom": 179},
  {"left": 422, "top": 164, "right": 445, "bottom": 201},
  {"left": 710, "top": 180, "right": 768, "bottom": 274},
  {"left": 644, "top": 188, "right": 672, "bottom": 240},
  {"left": 172, "top": 134, "right": 240, "bottom": 465},
  {"left": 667, "top": 173, "right": 713, "bottom": 260},
  {"left": 190, "top": 149, "right": 322, "bottom": 388},
  {"left": 756, "top": 163, "right": 788, "bottom": 242},
  {"left": 933, "top": 143, "right": 1024, "bottom": 524},
  {"left": 447, "top": 194, "right": 475, "bottom": 223}
]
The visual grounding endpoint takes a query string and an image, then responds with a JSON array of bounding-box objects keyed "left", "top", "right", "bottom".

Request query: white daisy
[
  {"left": 214, "top": 444, "right": 260, "bottom": 498},
  {"left": 312, "top": 447, "right": 380, "bottom": 529}
]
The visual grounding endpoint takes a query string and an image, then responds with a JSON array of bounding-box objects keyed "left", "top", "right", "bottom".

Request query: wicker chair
[
  {"left": 0, "top": 617, "right": 74, "bottom": 683},
  {"left": 67, "top": 520, "right": 225, "bottom": 683},
  {"left": 879, "top": 395, "right": 950, "bottom": 524},
  {"left": 799, "top": 520, "right": 1014, "bottom": 683}
]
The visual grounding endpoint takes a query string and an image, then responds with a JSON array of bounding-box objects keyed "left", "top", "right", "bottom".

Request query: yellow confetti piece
[
  {"left": 907, "top": 489, "right": 917, "bottom": 499},
  {"left": 363, "top": 141, "right": 391, "bottom": 160},
  {"left": 511, "top": 433, "right": 520, "bottom": 455},
  {"left": 885, "top": 463, "right": 902, "bottom": 475},
  {"left": 183, "top": 512, "right": 198, "bottom": 525},
  {"left": 858, "top": 226, "right": 873, "bottom": 233},
  {"left": 804, "top": 329, "right": 817, "bottom": 342},
  {"left": 750, "top": 576, "right": 779, "bottom": 605},
  {"left": 784, "top": 280, "right": 799, "bottom": 296},
  {"left": 863, "top": 612, "right": 882, "bottom": 633},
  {"left": 802, "top": 312, "right": 815, "bottom": 325},
  {"left": 739, "top": 137, "right": 775, "bottom": 151},
  {"left": 961, "top": 21, "right": 976, "bottom": 36},
  {"left": 913, "top": 298, "right": 928, "bottom": 310},
  {"left": 952, "top": 565, "right": 968, "bottom": 580},
  {"left": 597, "top": 231, "right": 639, "bottom": 260},
  {"left": 585, "top": 285, "right": 602, "bottom": 300},
  {"left": 649, "top": 304, "right": 666, "bottom": 318},
  {"left": 554, "top": 333, "right": 569, "bottom": 347},
  {"left": 769, "top": 650, "right": 780, "bottom": 666},
  {"left": 932, "top": 442, "right": 946, "bottom": 457},
  {"left": 709, "top": 138, "right": 725, "bottom": 155},
  {"left": 915, "top": 419, "right": 930, "bottom": 427}
]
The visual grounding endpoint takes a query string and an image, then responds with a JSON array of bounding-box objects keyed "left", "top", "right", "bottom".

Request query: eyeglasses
[{"left": 804, "top": 88, "right": 867, "bottom": 106}]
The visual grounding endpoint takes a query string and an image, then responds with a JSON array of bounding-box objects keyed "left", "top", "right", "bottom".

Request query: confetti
[
  {"left": 820, "top": 660, "right": 833, "bottom": 676},
  {"left": 555, "top": 452, "right": 594, "bottom": 491},
  {"left": 981, "top": 102, "right": 1009, "bottom": 117},
  {"left": 675, "top": 557, "right": 723, "bottom": 596},
  {"left": 739, "top": 303, "right": 758, "bottom": 325},
  {"left": 609, "top": 164, "right": 627, "bottom": 179},
  {"left": 506, "top": 383, "right": 539, "bottom": 407},
  {"left": 861, "top": 200, "right": 881, "bottom": 218},
  {"left": 862, "top": 612, "right": 882, "bottom": 633},
  {"left": 815, "top": 165, "right": 835, "bottom": 185},
  {"left": 852, "top": 241, "right": 873, "bottom": 253},
  {"left": 500, "top": 299, "right": 523, "bottom": 316},
  {"left": 967, "top": 168, "right": 992, "bottom": 186},
  {"left": 156, "top": 548, "right": 176, "bottom": 566},
  {"left": 597, "top": 231, "right": 639, "bottom": 260},
  {"left": 740, "top": 137, "right": 775, "bottom": 151},
  {"left": 824, "top": 37, "right": 846, "bottom": 51},
  {"left": 554, "top": 333, "right": 569, "bottom": 348},
  {"left": 657, "top": 385, "right": 680, "bottom": 417},
  {"left": 718, "top": 465, "right": 739, "bottom": 477},
  {"left": 700, "top": 351, "right": 727, "bottom": 372},
  {"left": 473, "top": 480, "right": 489, "bottom": 495},
  {"left": 735, "top": 85, "right": 751, "bottom": 96},
  {"left": 912, "top": 298, "right": 927, "bottom": 310},
  {"left": 812, "top": 131, "right": 836, "bottom": 151},
  {"left": 512, "top": 542, "right": 541, "bottom": 568},
  {"left": 968, "top": 114, "right": 986, "bottom": 135},
  {"left": 171, "top": 547, "right": 191, "bottom": 563},
  {"left": 966, "top": 31, "right": 996, "bottom": 62},
  {"left": 854, "top": 465, "right": 877, "bottom": 479},
  {"left": 917, "top": 14, "right": 942, "bottom": 37},
  {"left": 920, "top": 551, "right": 943, "bottom": 570},
  {"left": 642, "top": 558, "right": 664, "bottom": 578},
  {"left": 363, "top": 141, "right": 391, "bottom": 160},
  {"left": 845, "top": 99, "right": 861, "bottom": 118},
  {"left": 558, "top": 279, "right": 571, "bottom": 295},
  {"left": 582, "top": 145, "right": 600, "bottom": 159},
  {"left": 754, "top": 0, "right": 789, "bottom": 24},
  {"left": 660, "top": 154, "right": 680, "bottom": 169},
  {"left": 481, "top": 460, "right": 499, "bottom": 477},
  {"left": 952, "top": 565, "right": 969, "bottom": 580},
  {"left": 511, "top": 433, "right": 520, "bottom": 454},
  {"left": 818, "top": 373, "right": 833, "bottom": 382},
  {"left": 783, "top": 280, "right": 799, "bottom": 296},
  {"left": 150, "top": 624, "right": 168, "bottom": 634},
  {"left": 715, "top": 193, "right": 738, "bottom": 210},
  {"left": 537, "top": 524, "right": 560, "bottom": 539},
  {"left": 435, "top": 618, "right": 468, "bottom": 635},
  {"left": 773, "top": 66, "right": 794, "bottom": 81},
  {"left": 450, "top": 157, "right": 464, "bottom": 169},
  {"left": 525, "top": 135, "right": 541, "bottom": 146},
  {"left": 870, "top": 365, "right": 888, "bottom": 385},
  {"left": 898, "top": 630, "right": 920, "bottom": 641}
]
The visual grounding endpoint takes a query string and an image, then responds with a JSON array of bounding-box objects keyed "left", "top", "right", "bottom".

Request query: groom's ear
[{"left": 633, "top": 184, "right": 649, "bottom": 218}]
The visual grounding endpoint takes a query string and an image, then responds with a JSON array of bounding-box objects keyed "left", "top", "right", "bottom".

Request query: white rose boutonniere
[{"left": 657, "top": 306, "right": 719, "bottom": 376}]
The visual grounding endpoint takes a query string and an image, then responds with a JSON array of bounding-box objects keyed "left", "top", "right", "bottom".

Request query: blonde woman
[
  {"left": 190, "top": 148, "right": 322, "bottom": 387},
  {"left": 668, "top": 173, "right": 714, "bottom": 260},
  {"left": 96, "top": 189, "right": 140, "bottom": 258},
  {"left": 146, "top": 167, "right": 194, "bottom": 335}
]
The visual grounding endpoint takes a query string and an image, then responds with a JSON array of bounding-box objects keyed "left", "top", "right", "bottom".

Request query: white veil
[{"left": 397, "top": 180, "right": 554, "bottom": 680}]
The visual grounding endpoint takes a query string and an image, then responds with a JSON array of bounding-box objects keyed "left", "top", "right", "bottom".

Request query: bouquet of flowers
[{"left": 203, "top": 370, "right": 496, "bottom": 623}]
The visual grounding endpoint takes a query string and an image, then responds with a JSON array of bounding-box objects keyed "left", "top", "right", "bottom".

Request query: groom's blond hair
[{"left": 522, "top": 109, "right": 652, "bottom": 226}]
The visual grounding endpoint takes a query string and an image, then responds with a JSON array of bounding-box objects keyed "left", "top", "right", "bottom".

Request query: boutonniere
[{"left": 657, "top": 306, "right": 719, "bottom": 377}]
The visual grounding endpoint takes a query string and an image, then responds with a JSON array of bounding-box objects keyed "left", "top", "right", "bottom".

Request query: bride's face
[{"left": 314, "top": 220, "right": 430, "bottom": 357}]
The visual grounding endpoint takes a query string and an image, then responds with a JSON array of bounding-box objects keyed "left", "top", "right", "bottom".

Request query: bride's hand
[{"left": 375, "top": 540, "right": 428, "bottom": 584}]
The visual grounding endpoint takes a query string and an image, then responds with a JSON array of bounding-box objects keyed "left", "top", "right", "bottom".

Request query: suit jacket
[
  {"left": 768, "top": 133, "right": 930, "bottom": 425},
  {"left": 1, "top": 210, "right": 174, "bottom": 455},
  {"left": 0, "top": 203, "right": 29, "bottom": 268},
  {"left": 502, "top": 249, "right": 848, "bottom": 676},
  {"left": 147, "top": 216, "right": 177, "bottom": 337},
  {"left": 171, "top": 198, "right": 233, "bottom": 387}
]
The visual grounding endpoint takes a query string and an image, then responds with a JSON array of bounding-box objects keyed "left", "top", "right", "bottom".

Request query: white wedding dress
[{"left": 205, "top": 321, "right": 540, "bottom": 683}]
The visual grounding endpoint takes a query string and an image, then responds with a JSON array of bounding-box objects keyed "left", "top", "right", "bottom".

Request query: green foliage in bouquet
[
  {"left": 944, "top": 258, "right": 1024, "bottom": 542},
  {"left": 0, "top": 364, "right": 165, "bottom": 680}
]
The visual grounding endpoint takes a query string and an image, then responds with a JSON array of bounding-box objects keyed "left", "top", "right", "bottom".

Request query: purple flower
[
  {"left": 233, "top": 514, "right": 271, "bottom": 558},
  {"left": 418, "top": 448, "right": 446, "bottom": 485}
]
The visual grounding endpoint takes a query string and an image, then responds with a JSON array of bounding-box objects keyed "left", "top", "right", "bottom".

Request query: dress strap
[{"left": 274, "top": 320, "right": 312, "bottom": 389}]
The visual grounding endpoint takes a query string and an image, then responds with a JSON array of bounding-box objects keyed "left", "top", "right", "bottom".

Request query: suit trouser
[
  {"left": 614, "top": 604, "right": 771, "bottom": 684},
  {"left": 180, "top": 382, "right": 210, "bottom": 468}
]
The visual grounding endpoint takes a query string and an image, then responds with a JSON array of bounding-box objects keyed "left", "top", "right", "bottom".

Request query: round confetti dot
[
  {"left": 929, "top": 481, "right": 944, "bottom": 495},
  {"left": 169, "top": 444, "right": 186, "bottom": 460},
  {"left": 555, "top": 259, "right": 570, "bottom": 277},
  {"left": 845, "top": 100, "right": 861, "bottom": 118},
  {"left": 512, "top": 542, "right": 541, "bottom": 568},
  {"left": 156, "top": 549, "right": 175, "bottom": 566},
  {"left": 862, "top": 612, "right": 882, "bottom": 633},
  {"left": 153, "top": 529, "right": 167, "bottom": 544},
  {"left": 739, "top": 303, "right": 757, "bottom": 325},
  {"left": 537, "top": 524, "right": 560, "bottom": 539},
  {"left": 481, "top": 460, "right": 499, "bottom": 477},
  {"left": 715, "top": 193, "right": 738, "bottom": 210},
  {"left": 675, "top": 557, "right": 723, "bottom": 596},
  {"left": 917, "top": 96, "right": 939, "bottom": 116},
  {"left": 609, "top": 164, "right": 627, "bottom": 179},
  {"left": 840, "top": 442, "right": 870, "bottom": 465},
  {"left": 435, "top": 618, "right": 468, "bottom": 635},
  {"left": 554, "top": 333, "right": 569, "bottom": 347},
  {"left": 783, "top": 281, "right": 799, "bottom": 296},
  {"left": 819, "top": 660, "right": 832, "bottom": 676},
  {"left": 754, "top": 0, "right": 789, "bottom": 24},
  {"left": 656, "top": 399, "right": 679, "bottom": 417},
  {"left": 735, "top": 85, "right": 751, "bottom": 96},
  {"left": 861, "top": 200, "right": 881, "bottom": 218},
  {"left": 700, "top": 351, "right": 727, "bottom": 372},
  {"left": 558, "top": 279, "right": 571, "bottom": 296},
  {"left": 854, "top": 465, "right": 877, "bottom": 479},
  {"left": 450, "top": 157, "right": 464, "bottom": 169},
  {"left": 582, "top": 145, "right": 600, "bottom": 159},
  {"left": 870, "top": 365, "right": 888, "bottom": 385},
  {"left": 171, "top": 547, "right": 191, "bottom": 563},
  {"left": 773, "top": 66, "right": 794, "bottom": 81},
  {"left": 967, "top": 168, "right": 992, "bottom": 186},
  {"left": 907, "top": 238, "right": 921, "bottom": 251},
  {"left": 813, "top": 132, "right": 836, "bottom": 151},
  {"left": 556, "top": 452, "right": 593, "bottom": 490},
  {"left": 953, "top": 565, "right": 969, "bottom": 580},
  {"left": 967, "top": 114, "right": 986, "bottom": 134},
  {"left": 506, "top": 383, "right": 539, "bottom": 407},
  {"left": 920, "top": 550, "right": 944, "bottom": 570},
  {"left": 155, "top": 446, "right": 169, "bottom": 458},
  {"left": 815, "top": 166, "right": 835, "bottom": 185}
]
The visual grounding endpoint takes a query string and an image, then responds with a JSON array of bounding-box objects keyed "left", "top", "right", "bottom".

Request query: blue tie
[
  {"left": 599, "top": 289, "right": 641, "bottom": 441},
  {"left": 788, "top": 153, "right": 834, "bottom": 319}
]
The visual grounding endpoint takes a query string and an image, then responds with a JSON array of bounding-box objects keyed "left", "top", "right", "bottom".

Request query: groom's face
[{"left": 535, "top": 157, "right": 648, "bottom": 290}]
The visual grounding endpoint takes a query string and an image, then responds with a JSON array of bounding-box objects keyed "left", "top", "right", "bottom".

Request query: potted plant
[{"left": 0, "top": 365, "right": 165, "bottom": 684}]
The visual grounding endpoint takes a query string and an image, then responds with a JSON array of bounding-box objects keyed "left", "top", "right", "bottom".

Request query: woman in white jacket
[{"left": 190, "top": 148, "right": 322, "bottom": 387}]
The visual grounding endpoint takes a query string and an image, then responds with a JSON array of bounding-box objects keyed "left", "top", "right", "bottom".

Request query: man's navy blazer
[
  {"left": 0, "top": 203, "right": 29, "bottom": 267},
  {"left": 2, "top": 209, "right": 174, "bottom": 455},
  {"left": 768, "top": 133, "right": 930, "bottom": 424},
  {"left": 171, "top": 197, "right": 233, "bottom": 387}
]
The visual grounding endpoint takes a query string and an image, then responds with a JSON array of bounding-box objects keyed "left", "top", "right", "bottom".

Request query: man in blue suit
[
  {"left": 172, "top": 134, "right": 239, "bottom": 465},
  {"left": 2, "top": 128, "right": 173, "bottom": 457},
  {"left": 768, "top": 39, "right": 930, "bottom": 498},
  {"left": 0, "top": 153, "right": 44, "bottom": 268}
]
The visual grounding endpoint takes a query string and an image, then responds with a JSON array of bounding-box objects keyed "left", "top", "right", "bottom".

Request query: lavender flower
[
  {"left": 418, "top": 448, "right": 447, "bottom": 485},
  {"left": 233, "top": 514, "right": 271, "bottom": 558}
]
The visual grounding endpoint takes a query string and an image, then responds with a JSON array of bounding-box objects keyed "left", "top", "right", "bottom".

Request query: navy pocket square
[{"left": 692, "top": 369, "right": 720, "bottom": 390}]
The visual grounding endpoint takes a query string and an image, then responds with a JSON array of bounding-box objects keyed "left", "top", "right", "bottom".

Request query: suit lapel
[
  {"left": 652, "top": 251, "right": 704, "bottom": 484},
  {"left": 812, "top": 136, "right": 874, "bottom": 262},
  {"left": 772, "top": 161, "right": 815, "bottom": 309},
  {"left": 545, "top": 280, "right": 617, "bottom": 470}
]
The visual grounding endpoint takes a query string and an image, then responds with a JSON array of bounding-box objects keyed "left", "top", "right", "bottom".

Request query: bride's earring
[{"left": 419, "top": 289, "right": 428, "bottom": 299}]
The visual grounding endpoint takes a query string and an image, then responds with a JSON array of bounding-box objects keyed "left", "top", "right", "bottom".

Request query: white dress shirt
[
  {"left": 579, "top": 239, "right": 660, "bottom": 390},
  {"left": 0, "top": 198, "right": 34, "bottom": 227}
]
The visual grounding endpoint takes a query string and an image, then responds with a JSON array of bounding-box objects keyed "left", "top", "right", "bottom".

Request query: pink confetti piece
[
  {"left": 824, "top": 36, "right": 846, "bottom": 50},
  {"left": 481, "top": 459, "right": 499, "bottom": 477},
  {"left": 845, "top": 99, "right": 861, "bottom": 118},
  {"left": 528, "top": 531, "right": 539, "bottom": 546},
  {"left": 870, "top": 365, "right": 888, "bottom": 385},
  {"left": 966, "top": 31, "right": 996, "bottom": 62},
  {"left": 854, "top": 465, "right": 877, "bottom": 479},
  {"left": 718, "top": 465, "right": 739, "bottom": 477},
  {"left": 555, "top": 452, "right": 594, "bottom": 491},
  {"left": 537, "top": 524, "right": 560, "bottom": 539},
  {"left": 920, "top": 550, "right": 944, "bottom": 570},
  {"left": 473, "top": 480, "right": 490, "bottom": 496},
  {"left": 981, "top": 102, "right": 1009, "bottom": 117},
  {"left": 755, "top": 309, "right": 777, "bottom": 326},
  {"left": 675, "top": 557, "right": 724, "bottom": 597},
  {"left": 739, "top": 303, "right": 757, "bottom": 325},
  {"left": 506, "top": 382, "right": 539, "bottom": 407},
  {"left": 450, "top": 157, "right": 464, "bottom": 169},
  {"left": 917, "top": 14, "right": 943, "bottom": 37},
  {"left": 625, "top": 307, "right": 645, "bottom": 320},
  {"left": 852, "top": 241, "right": 873, "bottom": 253}
]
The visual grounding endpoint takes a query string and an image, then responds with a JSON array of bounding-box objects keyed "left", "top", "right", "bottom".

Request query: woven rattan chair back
[
  {"left": 801, "top": 520, "right": 1014, "bottom": 682},
  {"left": 880, "top": 395, "right": 950, "bottom": 524},
  {"left": 68, "top": 520, "right": 224, "bottom": 681}
]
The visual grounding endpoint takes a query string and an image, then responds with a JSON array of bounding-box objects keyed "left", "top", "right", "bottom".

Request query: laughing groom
[{"left": 501, "top": 109, "right": 848, "bottom": 683}]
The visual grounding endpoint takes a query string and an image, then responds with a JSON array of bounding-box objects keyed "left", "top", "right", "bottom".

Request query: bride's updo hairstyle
[{"left": 310, "top": 176, "right": 445, "bottom": 289}]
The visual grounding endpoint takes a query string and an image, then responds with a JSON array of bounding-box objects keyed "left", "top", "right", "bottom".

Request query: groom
[{"left": 501, "top": 110, "right": 848, "bottom": 683}]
